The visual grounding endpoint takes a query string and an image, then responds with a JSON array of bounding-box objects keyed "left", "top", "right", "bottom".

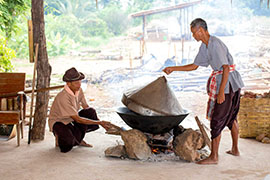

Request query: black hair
[{"left": 190, "top": 18, "right": 208, "bottom": 31}]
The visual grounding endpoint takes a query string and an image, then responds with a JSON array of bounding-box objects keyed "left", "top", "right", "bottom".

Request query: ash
[{"left": 145, "top": 152, "right": 181, "bottom": 162}]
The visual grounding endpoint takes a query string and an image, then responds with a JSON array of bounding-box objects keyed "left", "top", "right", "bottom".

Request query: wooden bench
[{"left": 0, "top": 73, "right": 26, "bottom": 146}]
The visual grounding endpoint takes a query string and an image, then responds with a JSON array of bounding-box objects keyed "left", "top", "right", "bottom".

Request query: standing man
[
  {"left": 163, "top": 18, "right": 244, "bottom": 164},
  {"left": 49, "top": 67, "right": 112, "bottom": 153}
]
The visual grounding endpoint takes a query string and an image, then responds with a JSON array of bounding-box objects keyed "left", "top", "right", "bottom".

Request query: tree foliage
[
  {"left": 0, "top": 35, "right": 15, "bottom": 72},
  {"left": 0, "top": 0, "right": 30, "bottom": 39},
  {"left": 1, "top": 0, "right": 269, "bottom": 60}
]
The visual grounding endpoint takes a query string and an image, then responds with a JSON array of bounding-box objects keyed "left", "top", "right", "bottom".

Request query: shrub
[{"left": 0, "top": 35, "right": 15, "bottom": 72}]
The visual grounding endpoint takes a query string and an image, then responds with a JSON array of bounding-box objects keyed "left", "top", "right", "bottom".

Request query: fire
[{"left": 151, "top": 147, "right": 159, "bottom": 154}]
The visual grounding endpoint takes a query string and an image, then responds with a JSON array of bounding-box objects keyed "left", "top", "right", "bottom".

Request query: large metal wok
[{"left": 117, "top": 107, "right": 189, "bottom": 134}]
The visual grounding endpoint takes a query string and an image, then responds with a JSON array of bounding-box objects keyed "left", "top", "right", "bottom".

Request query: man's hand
[
  {"left": 217, "top": 91, "right": 225, "bottom": 104},
  {"left": 163, "top": 67, "right": 174, "bottom": 75},
  {"left": 99, "top": 121, "right": 113, "bottom": 131}
]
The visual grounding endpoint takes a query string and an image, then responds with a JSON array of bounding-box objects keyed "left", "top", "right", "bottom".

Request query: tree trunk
[{"left": 31, "top": 0, "right": 51, "bottom": 140}]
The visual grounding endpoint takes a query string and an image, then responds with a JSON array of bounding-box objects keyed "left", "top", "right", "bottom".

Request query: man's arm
[
  {"left": 163, "top": 63, "right": 199, "bottom": 75},
  {"left": 81, "top": 104, "right": 89, "bottom": 109},
  {"left": 217, "top": 64, "right": 229, "bottom": 104},
  {"left": 71, "top": 115, "right": 112, "bottom": 130}
]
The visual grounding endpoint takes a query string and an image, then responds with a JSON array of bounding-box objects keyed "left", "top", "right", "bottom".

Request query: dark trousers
[
  {"left": 53, "top": 108, "right": 99, "bottom": 153},
  {"left": 210, "top": 86, "right": 241, "bottom": 139}
]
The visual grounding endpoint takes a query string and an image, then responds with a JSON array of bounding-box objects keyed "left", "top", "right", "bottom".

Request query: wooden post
[
  {"left": 181, "top": 38, "right": 184, "bottom": 63},
  {"left": 95, "top": 0, "right": 98, "bottom": 9},
  {"left": 141, "top": 15, "right": 146, "bottom": 60},
  {"left": 28, "top": 43, "right": 39, "bottom": 144},
  {"left": 14, "top": 97, "right": 18, "bottom": 110},
  {"left": 195, "top": 116, "right": 211, "bottom": 149},
  {"left": 1, "top": 98, "right": 7, "bottom": 111},
  {"left": 139, "top": 40, "right": 142, "bottom": 57},
  {"left": 168, "top": 41, "right": 171, "bottom": 58},
  {"left": 7, "top": 98, "right": 13, "bottom": 110},
  {"left": 28, "top": 20, "right": 34, "bottom": 63},
  {"left": 174, "top": 43, "right": 177, "bottom": 65},
  {"left": 129, "top": 51, "right": 132, "bottom": 69}
]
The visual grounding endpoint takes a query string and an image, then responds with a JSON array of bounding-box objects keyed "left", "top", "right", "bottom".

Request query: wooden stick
[
  {"left": 0, "top": 85, "right": 65, "bottom": 98},
  {"left": 105, "top": 124, "right": 124, "bottom": 136},
  {"left": 28, "top": 43, "right": 38, "bottom": 144},
  {"left": 25, "top": 85, "right": 64, "bottom": 94},
  {"left": 195, "top": 116, "right": 211, "bottom": 149}
]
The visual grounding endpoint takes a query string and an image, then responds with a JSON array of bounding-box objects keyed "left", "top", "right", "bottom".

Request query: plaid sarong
[{"left": 206, "top": 64, "right": 236, "bottom": 120}]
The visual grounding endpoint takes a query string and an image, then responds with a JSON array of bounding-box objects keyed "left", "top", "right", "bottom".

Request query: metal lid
[{"left": 122, "top": 76, "right": 185, "bottom": 116}]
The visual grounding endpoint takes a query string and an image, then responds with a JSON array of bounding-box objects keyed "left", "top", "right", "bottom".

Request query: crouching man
[{"left": 48, "top": 67, "right": 112, "bottom": 153}]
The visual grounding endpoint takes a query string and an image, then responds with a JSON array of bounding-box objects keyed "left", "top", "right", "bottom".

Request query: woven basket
[{"left": 238, "top": 97, "right": 270, "bottom": 138}]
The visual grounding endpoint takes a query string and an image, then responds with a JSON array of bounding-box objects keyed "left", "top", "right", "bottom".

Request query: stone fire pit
[{"left": 105, "top": 76, "right": 208, "bottom": 162}]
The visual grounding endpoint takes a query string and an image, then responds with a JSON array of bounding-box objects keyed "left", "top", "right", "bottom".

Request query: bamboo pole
[{"left": 28, "top": 43, "right": 38, "bottom": 144}]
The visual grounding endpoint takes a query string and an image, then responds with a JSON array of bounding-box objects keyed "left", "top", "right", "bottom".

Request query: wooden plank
[
  {"left": 0, "top": 86, "right": 25, "bottom": 95},
  {"left": 0, "top": 73, "right": 25, "bottom": 94},
  {"left": 0, "top": 72, "right": 25, "bottom": 78},
  {"left": 195, "top": 116, "right": 211, "bottom": 149},
  {"left": 0, "top": 111, "right": 20, "bottom": 124}
]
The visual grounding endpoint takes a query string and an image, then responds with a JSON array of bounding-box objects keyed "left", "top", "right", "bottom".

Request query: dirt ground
[
  {"left": 0, "top": 110, "right": 270, "bottom": 180},
  {"left": 1, "top": 35, "right": 270, "bottom": 179}
]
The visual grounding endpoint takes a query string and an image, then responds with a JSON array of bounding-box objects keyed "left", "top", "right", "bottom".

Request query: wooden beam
[
  {"left": 0, "top": 85, "right": 65, "bottom": 98},
  {"left": 130, "top": 1, "right": 201, "bottom": 18},
  {"left": 28, "top": 20, "right": 34, "bottom": 63}
]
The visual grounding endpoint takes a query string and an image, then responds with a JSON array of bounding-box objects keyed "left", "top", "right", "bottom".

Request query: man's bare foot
[
  {"left": 196, "top": 156, "right": 218, "bottom": 165},
  {"left": 226, "top": 150, "right": 240, "bottom": 156},
  {"left": 79, "top": 140, "right": 93, "bottom": 148}
]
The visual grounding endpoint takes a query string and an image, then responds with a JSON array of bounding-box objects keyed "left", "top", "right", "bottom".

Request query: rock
[
  {"left": 261, "top": 137, "right": 270, "bottom": 144},
  {"left": 173, "top": 128, "right": 205, "bottom": 162},
  {"left": 104, "top": 145, "right": 127, "bottom": 158},
  {"left": 120, "top": 129, "right": 152, "bottom": 160},
  {"left": 256, "top": 134, "right": 266, "bottom": 142},
  {"left": 198, "top": 148, "right": 210, "bottom": 160}
]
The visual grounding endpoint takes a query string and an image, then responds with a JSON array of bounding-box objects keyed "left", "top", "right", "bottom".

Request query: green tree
[
  {"left": 45, "top": 0, "right": 97, "bottom": 17},
  {"left": 98, "top": 5, "right": 129, "bottom": 36},
  {"left": 0, "top": 0, "right": 29, "bottom": 71},
  {"left": 0, "top": 0, "right": 30, "bottom": 40}
]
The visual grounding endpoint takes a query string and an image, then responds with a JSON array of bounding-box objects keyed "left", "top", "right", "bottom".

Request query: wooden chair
[{"left": 0, "top": 73, "right": 26, "bottom": 146}]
